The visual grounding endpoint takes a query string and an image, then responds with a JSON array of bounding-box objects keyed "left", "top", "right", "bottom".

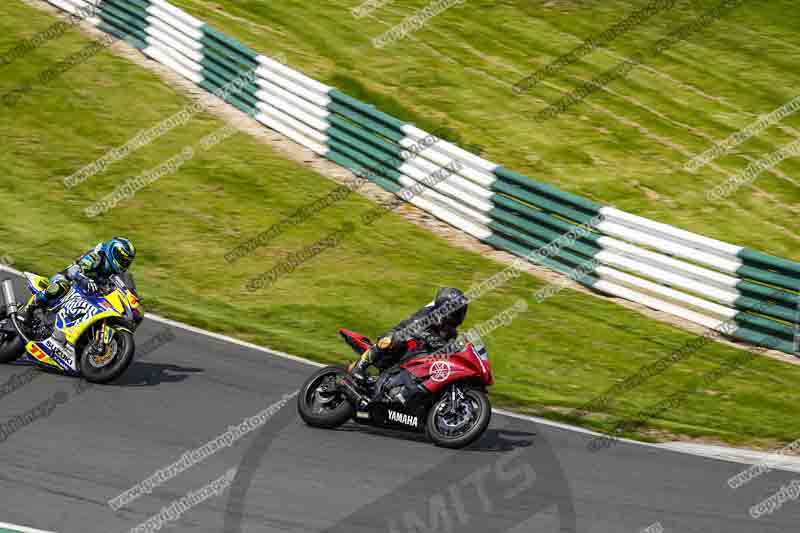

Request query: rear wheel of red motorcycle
[
  {"left": 297, "top": 366, "right": 354, "bottom": 429},
  {"left": 426, "top": 388, "right": 491, "bottom": 449}
]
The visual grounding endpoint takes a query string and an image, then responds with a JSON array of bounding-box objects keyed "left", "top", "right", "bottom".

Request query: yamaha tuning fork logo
[{"left": 430, "top": 360, "right": 452, "bottom": 382}]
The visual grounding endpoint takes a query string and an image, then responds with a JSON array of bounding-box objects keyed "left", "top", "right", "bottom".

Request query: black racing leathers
[{"left": 368, "top": 303, "right": 459, "bottom": 371}]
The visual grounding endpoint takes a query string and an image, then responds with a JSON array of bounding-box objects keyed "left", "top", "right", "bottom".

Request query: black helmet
[{"left": 434, "top": 287, "right": 468, "bottom": 328}]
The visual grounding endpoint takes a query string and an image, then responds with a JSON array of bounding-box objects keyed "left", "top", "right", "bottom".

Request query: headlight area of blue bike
[{"left": 131, "top": 304, "right": 143, "bottom": 324}]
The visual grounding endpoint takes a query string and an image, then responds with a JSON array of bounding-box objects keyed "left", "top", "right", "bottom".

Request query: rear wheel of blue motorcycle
[
  {"left": 426, "top": 388, "right": 491, "bottom": 449},
  {"left": 79, "top": 330, "right": 135, "bottom": 384},
  {"left": 0, "top": 332, "right": 25, "bottom": 363},
  {"left": 297, "top": 366, "right": 354, "bottom": 429}
]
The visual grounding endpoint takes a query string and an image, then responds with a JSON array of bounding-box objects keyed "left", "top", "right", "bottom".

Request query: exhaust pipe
[
  {"left": 2, "top": 280, "right": 19, "bottom": 315},
  {"left": 336, "top": 375, "right": 370, "bottom": 409},
  {"left": 1, "top": 280, "right": 29, "bottom": 342}
]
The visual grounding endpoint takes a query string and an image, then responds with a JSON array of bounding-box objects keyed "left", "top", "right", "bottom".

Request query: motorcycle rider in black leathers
[{"left": 348, "top": 288, "right": 468, "bottom": 390}]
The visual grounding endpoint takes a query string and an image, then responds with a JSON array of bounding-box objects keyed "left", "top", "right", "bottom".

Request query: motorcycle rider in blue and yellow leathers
[{"left": 23, "top": 237, "right": 136, "bottom": 320}]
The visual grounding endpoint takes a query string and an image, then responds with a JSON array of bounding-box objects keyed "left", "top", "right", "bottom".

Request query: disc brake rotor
[
  {"left": 315, "top": 386, "right": 336, "bottom": 404},
  {"left": 312, "top": 376, "right": 341, "bottom": 413},
  {"left": 90, "top": 339, "right": 117, "bottom": 368},
  {"left": 437, "top": 398, "right": 475, "bottom": 433}
]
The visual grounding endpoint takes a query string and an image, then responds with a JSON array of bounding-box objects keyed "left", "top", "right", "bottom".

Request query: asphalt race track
[{"left": 0, "top": 274, "right": 797, "bottom": 533}]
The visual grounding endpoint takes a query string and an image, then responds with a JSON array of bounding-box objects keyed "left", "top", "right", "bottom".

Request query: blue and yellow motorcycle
[{"left": 0, "top": 272, "right": 143, "bottom": 383}]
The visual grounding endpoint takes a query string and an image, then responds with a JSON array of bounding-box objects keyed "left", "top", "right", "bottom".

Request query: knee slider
[
  {"left": 377, "top": 336, "right": 394, "bottom": 350},
  {"left": 46, "top": 279, "right": 68, "bottom": 298}
]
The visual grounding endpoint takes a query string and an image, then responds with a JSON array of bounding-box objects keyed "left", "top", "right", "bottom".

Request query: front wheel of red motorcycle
[
  {"left": 426, "top": 387, "right": 491, "bottom": 449},
  {"left": 297, "top": 366, "right": 355, "bottom": 429}
]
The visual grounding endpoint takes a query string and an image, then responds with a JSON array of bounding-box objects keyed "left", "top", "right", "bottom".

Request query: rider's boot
[
  {"left": 19, "top": 296, "right": 43, "bottom": 324},
  {"left": 348, "top": 348, "right": 373, "bottom": 385}
]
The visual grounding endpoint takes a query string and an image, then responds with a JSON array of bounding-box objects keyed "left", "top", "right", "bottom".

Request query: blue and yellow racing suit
[{"left": 35, "top": 243, "right": 118, "bottom": 308}]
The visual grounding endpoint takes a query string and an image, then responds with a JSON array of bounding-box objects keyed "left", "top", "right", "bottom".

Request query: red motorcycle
[{"left": 297, "top": 329, "right": 493, "bottom": 448}]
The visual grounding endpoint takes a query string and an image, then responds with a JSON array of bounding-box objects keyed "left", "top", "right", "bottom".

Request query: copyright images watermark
[
  {"left": 0, "top": 0, "right": 99, "bottom": 70},
  {"left": 225, "top": 134, "right": 441, "bottom": 264},
  {"left": 372, "top": 0, "right": 466, "bottom": 49},
  {"left": 109, "top": 391, "right": 298, "bottom": 511},
  {"left": 728, "top": 437, "right": 800, "bottom": 489},
  {"left": 352, "top": 0, "right": 396, "bottom": 19},
  {"left": 0, "top": 391, "right": 68, "bottom": 443},
  {"left": 750, "top": 479, "right": 800, "bottom": 519},
  {"left": 641, "top": 522, "right": 664, "bottom": 533},
  {"left": 129, "top": 468, "right": 238, "bottom": 533},
  {"left": 65, "top": 70, "right": 255, "bottom": 189}
]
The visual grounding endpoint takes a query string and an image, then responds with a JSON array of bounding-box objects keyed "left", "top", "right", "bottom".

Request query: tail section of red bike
[{"left": 338, "top": 329, "right": 372, "bottom": 354}]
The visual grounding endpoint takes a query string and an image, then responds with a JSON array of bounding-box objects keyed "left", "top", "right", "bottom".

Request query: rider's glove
[{"left": 79, "top": 277, "right": 98, "bottom": 294}]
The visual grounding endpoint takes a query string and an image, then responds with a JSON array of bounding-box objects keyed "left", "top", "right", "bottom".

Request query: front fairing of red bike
[
  {"left": 400, "top": 345, "right": 493, "bottom": 394},
  {"left": 337, "top": 329, "right": 494, "bottom": 392}
]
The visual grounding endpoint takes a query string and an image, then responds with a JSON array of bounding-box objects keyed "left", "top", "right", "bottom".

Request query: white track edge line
[{"left": 0, "top": 521, "right": 57, "bottom": 533}]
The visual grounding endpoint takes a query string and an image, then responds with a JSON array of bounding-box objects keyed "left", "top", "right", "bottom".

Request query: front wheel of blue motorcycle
[{"left": 79, "top": 329, "right": 135, "bottom": 384}]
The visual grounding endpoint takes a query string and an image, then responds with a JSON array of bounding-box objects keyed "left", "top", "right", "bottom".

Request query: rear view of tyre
[
  {"left": 0, "top": 331, "right": 25, "bottom": 364},
  {"left": 297, "top": 366, "right": 354, "bottom": 429},
  {"left": 79, "top": 329, "right": 135, "bottom": 384},
  {"left": 426, "top": 387, "right": 491, "bottom": 449}
]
